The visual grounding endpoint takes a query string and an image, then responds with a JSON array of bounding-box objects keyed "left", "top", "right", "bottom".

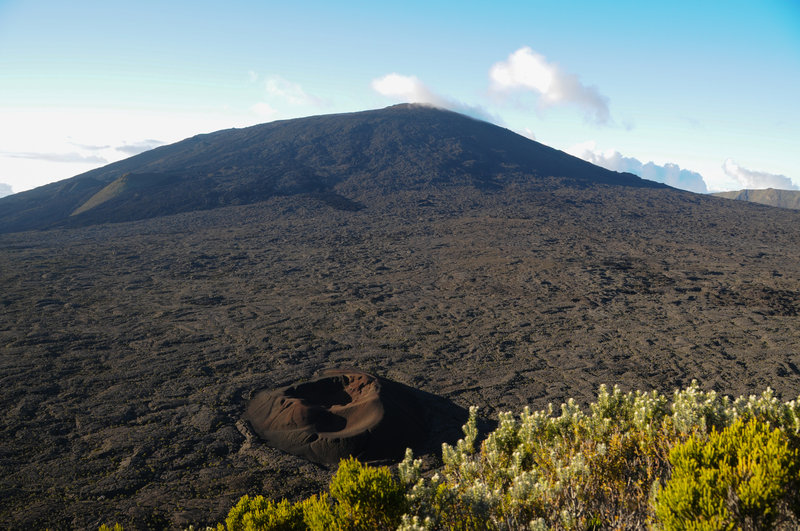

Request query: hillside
[
  {"left": 0, "top": 104, "right": 655, "bottom": 234},
  {"left": 713, "top": 188, "right": 800, "bottom": 210},
  {"left": 2, "top": 106, "right": 800, "bottom": 529}
]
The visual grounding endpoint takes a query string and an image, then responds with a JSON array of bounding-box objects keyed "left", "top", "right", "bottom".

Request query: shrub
[
  {"left": 221, "top": 495, "right": 304, "bottom": 531},
  {"left": 400, "top": 387, "right": 677, "bottom": 529},
  {"left": 217, "top": 382, "right": 800, "bottom": 530},
  {"left": 326, "top": 457, "right": 407, "bottom": 529},
  {"left": 298, "top": 493, "right": 337, "bottom": 530},
  {"left": 654, "top": 418, "right": 798, "bottom": 530},
  {"left": 399, "top": 383, "right": 800, "bottom": 529},
  {"left": 218, "top": 457, "right": 405, "bottom": 530}
]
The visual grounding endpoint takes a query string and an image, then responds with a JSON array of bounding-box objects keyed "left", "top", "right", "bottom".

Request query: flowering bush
[
  {"left": 400, "top": 387, "right": 675, "bottom": 529},
  {"left": 216, "top": 382, "right": 800, "bottom": 531}
]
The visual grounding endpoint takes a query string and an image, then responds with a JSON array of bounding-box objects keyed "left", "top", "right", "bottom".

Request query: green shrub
[
  {"left": 654, "top": 418, "right": 798, "bottom": 530},
  {"left": 326, "top": 457, "right": 407, "bottom": 529},
  {"left": 221, "top": 495, "right": 304, "bottom": 531},
  {"left": 218, "top": 458, "right": 405, "bottom": 530},
  {"left": 298, "top": 493, "right": 337, "bottom": 530}
]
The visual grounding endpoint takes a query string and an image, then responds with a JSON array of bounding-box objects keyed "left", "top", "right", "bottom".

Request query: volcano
[
  {"left": 2, "top": 105, "right": 800, "bottom": 529},
  {"left": 0, "top": 104, "right": 658, "bottom": 233}
]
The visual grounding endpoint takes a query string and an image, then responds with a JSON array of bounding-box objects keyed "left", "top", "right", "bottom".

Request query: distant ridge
[
  {"left": 713, "top": 188, "right": 800, "bottom": 210},
  {"left": 0, "top": 105, "right": 659, "bottom": 233}
]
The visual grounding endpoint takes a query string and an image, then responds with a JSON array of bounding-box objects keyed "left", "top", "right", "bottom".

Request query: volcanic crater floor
[{"left": 2, "top": 186, "right": 800, "bottom": 528}]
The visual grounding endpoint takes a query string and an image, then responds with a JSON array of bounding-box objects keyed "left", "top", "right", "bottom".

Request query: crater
[{"left": 245, "top": 369, "right": 428, "bottom": 464}]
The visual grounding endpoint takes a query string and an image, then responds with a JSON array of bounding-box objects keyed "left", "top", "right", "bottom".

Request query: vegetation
[
  {"left": 221, "top": 496, "right": 304, "bottom": 531},
  {"left": 106, "top": 382, "right": 800, "bottom": 530},
  {"left": 211, "top": 382, "right": 800, "bottom": 530},
  {"left": 214, "top": 457, "right": 405, "bottom": 531},
  {"left": 392, "top": 383, "right": 800, "bottom": 530},
  {"left": 654, "top": 418, "right": 798, "bottom": 530}
]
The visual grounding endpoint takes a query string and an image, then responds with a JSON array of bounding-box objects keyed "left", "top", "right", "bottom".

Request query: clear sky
[{"left": 1, "top": 0, "right": 798, "bottom": 196}]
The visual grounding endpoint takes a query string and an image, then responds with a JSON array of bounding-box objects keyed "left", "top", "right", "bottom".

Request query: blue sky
[{"left": 0, "top": 0, "right": 798, "bottom": 195}]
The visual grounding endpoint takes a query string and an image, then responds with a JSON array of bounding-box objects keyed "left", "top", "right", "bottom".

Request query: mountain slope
[
  {"left": 713, "top": 188, "right": 800, "bottom": 210},
  {"left": 3, "top": 106, "right": 800, "bottom": 529},
  {"left": 0, "top": 105, "right": 658, "bottom": 233}
]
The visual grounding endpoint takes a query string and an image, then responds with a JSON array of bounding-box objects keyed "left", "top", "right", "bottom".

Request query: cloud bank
[
  {"left": 265, "top": 76, "right": 325, "bottom": 106},
  {"left": 372, "top": 73, "right": 442, "bottom": 106},
  {"left": 71, "top": 142, "right": 110, "bottom": 151},
  {"left": 371, "top": 73, "right": 497, "bottom": 123},
  {"left": 249, "top": 74, "right": 327, "bottom": 121},
  {"left": 251, "top": 102, "right": 278, "bottom": 119},
  {"left": 4, "top": 152, "right": 107, "bottom": 164},
  {"left": 116, "top": 139, "right": 165, "bottom": 155},
  {"left": 0, "top": 183, "right": 12, "bottom": 198},
  {"left": 569, "top": 141, "right": 708, "bottom": 193},
  {"left": 722, "top": 159, "right": 797, "bottom": 190},
  {"left": 490, "top": 47, "right": 610, "bottom": 125}
]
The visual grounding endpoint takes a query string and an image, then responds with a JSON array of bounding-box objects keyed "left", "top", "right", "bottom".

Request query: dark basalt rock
[
  {"left": 245, "top": 369, "right": 427, "bottom": 464},
  {"left": 3, "top": 105, "right": 800, "bottom": 530}
]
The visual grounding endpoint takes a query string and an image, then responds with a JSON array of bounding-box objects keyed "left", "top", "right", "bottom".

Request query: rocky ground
[{"left": 2, "top": 184, "right": 800, "bottom": 529}]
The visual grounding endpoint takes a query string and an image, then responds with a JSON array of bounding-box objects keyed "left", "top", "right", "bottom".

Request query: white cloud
[
  {"left": 638, "top": 162, "right": 708, "bottom": 194},
  {"left": 722, "top": 159, "right": 797, "bottom": 190},
  {"left": 116, "top": 139, "right": 165, "bottom": 155},
  {"left": 265, "top": 76, "right": 324, "bottom": 106},
  {"left": 490, "top": 47, "right": 610, "bottom": 125},
  {"left": 250, "top": 102, "right": 279, "bottom": 119},
  {"left": 371, "top": 73, "right": 442, "bottom": 106},
  {"left": 0, "top": 183, "right": 12, "bottom": 198},
  {"left": 70, "top": 142, "right": 110, "bottom": 151},
  {"left": 3, "top": 151, "right": 108, "bottom": 164},
  {"left": 0, "top": 106, "right": 263, "bottom": 193},
  {"left": 371, "top": 73, "right": 498, "bottom": 123},
  {"left": 568, "top": 141, "right": 708, "bottom": 193}
]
